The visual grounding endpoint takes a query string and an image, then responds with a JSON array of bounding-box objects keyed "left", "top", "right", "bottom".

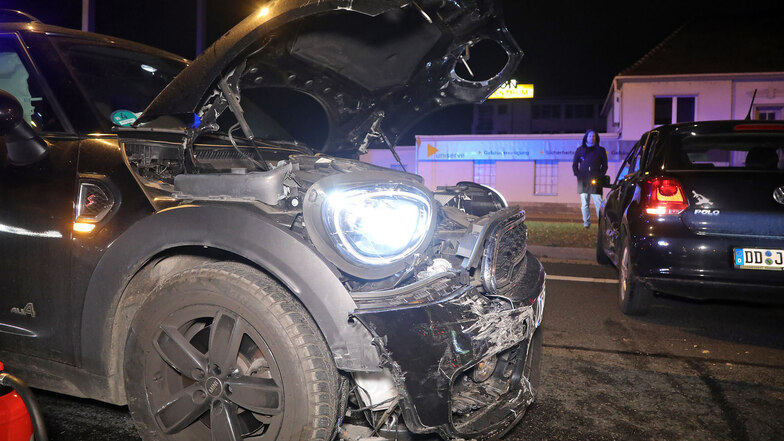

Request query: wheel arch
[{"left": 81, "top": 204, "right": 379, "bottom": 403}]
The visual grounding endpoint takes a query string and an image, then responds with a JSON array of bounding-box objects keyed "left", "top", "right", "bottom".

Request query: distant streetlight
[
  {"left": 196, "top": 0, "right": 206, "bottom": 55},
  {"left": 81, "top": 0, "right": 94, "bottom": 32}
]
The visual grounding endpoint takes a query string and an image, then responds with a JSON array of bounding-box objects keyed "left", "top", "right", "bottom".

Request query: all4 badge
[
  {"left": 10, "top": 302, "right": 36, "bottom": 318},
  {"left": 110, "top": 110, "right": 142, "bottom": 127}
]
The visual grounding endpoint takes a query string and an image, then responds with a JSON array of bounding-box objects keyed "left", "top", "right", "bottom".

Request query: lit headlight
[
  {"left": 324, "top": 187, "right": 432, "bottom": 265},
  {"left": 304, "top": 172, "right": 436, "bottom": 279}
]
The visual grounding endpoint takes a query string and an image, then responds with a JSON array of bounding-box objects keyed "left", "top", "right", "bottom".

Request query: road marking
[
  {"left": 539, "top": 257, "right": 600, "bottom": 265},
  {"left": 546, "top": 274, "right": 618, "bottom": 284}
]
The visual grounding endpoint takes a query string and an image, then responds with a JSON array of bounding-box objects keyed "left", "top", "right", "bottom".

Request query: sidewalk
[
  {"left": 527, "top": 245, "right": 595, "bottom": 261},
  {"left": 510, "top": 201, "right": 599, "bottom": 224},
  {"left": 503, "top": 202, "right": 600, "bottom": 261}
]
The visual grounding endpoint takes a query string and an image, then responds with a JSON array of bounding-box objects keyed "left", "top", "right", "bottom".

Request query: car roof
[
  {"left": 654, "top": 120, "right": 784, "bottom": 136},
  {"left": 0, "top": 9, "right": 40, "bottom": 23}
]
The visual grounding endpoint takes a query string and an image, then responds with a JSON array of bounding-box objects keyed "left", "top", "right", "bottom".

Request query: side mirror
[
  {"left": 0, "top": 89, "right": 48, "bottom": 166},
  {"left": 591, "top": 175, "right": 612, "bottom": 188}
]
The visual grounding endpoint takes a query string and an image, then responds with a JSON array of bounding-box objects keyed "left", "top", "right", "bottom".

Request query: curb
[{"left": 528, "top": 245, "right": 596, "bottom": 262}]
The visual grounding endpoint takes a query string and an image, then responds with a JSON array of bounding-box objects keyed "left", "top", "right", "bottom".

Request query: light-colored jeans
[{"left": 580, "top": 193, "right": 602, "bottom": 227}]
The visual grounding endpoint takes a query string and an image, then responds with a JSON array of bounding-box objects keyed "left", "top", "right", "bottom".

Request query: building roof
[{"left": 619, "top": 14, "right": 784, "bottom": 77}]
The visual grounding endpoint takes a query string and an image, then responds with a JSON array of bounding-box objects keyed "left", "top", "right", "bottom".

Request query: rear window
[{"left": 665, "top": 131, "right": 784, "bottom": 170}]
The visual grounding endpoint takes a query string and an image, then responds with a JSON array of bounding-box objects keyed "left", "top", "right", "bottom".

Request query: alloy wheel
[{"left": 147, "top": 307, "right": 284, "bottom": 441}]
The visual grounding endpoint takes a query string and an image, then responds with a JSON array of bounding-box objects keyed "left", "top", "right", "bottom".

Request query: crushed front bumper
[{"left": 353, "top": 250, "right": 545, "bottom": 440}]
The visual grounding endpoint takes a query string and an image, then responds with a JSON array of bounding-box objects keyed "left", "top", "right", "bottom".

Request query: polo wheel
[
  {"left": 124, "top": 262, "right": 338, "bottom": 441},
  {"left": 618, "top": 238, "right": 652, "bottom": 316}
]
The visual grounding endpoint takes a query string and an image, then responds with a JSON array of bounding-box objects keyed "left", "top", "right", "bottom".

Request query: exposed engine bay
[{"left": 123, "top": 137, "right": 520, "bottom": 293}]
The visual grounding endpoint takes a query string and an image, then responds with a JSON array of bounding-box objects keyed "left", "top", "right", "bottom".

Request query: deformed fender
[{"left": 80, "top": 203, "right": 380, "bottom": 378}]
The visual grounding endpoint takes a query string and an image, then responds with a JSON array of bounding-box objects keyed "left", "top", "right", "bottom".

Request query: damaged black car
[{"left": 0, "top": 1, "right": 545, "bottom": 440}]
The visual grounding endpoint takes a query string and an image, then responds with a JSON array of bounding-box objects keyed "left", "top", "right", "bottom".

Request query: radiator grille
[{"left": 482, "top": 215, "right": 527, "bottom": 295}]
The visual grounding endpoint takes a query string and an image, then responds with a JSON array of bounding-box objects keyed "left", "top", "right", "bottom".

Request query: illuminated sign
[
  {"left": 488, "top": 82, "right": 534, "bottom": 100},
  {"left": 416, "top": 136, "right": 634, "bottom": 162},
  {"left": 419, "top": 138, "right": 574, "bottom": 161}
]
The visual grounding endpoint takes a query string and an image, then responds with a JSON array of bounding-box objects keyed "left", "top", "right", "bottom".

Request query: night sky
[{"left": 4, "top": 0, "right": 784, "bottom": 141}]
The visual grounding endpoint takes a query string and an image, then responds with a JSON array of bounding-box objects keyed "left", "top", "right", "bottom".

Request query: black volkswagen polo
[
  {"left": 0, "top": 3, "right": 544, "bottom": 441},
  {"left": 597, "top": 121, "right": 784, "bottom": 315}
]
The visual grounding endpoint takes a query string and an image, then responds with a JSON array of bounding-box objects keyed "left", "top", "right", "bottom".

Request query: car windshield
[
  {"left": 666, "top": 130, "right": 784, "bottom": 170},
  {"left": 53, "top": 40, "right": 187, "bottom": 128},
  {"left": 212, "top": 87, "right": 328, "bottom": 147}
]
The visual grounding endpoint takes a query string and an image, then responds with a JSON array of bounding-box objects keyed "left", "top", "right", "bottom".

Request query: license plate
[{"left": 733, "top": 248, "right": 784, "bottom": 271}]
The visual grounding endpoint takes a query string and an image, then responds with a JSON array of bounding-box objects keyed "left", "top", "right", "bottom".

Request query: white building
[{"left": 602, "top": 14, "right": 784, "bottom": 141}]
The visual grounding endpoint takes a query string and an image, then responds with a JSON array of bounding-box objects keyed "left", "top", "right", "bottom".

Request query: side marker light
[{"left": 73, "top": 222, "right": 96, "bottom": 233}]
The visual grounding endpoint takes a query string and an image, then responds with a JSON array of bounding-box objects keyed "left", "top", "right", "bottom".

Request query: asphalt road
[{"left": 29, "top": 259, "right": 784, "bottom": 441}]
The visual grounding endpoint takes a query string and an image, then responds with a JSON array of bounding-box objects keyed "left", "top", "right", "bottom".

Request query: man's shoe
[{"left": 583, "top": 225, "right": 590, "bottom": 229}]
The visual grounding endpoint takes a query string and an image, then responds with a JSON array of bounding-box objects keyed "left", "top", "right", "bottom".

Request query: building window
[
  {"left": 474, "top": 105, "right": 494, "bottom": 134},
  {"left": 534, "top": 160, "right": 558, "bottom": 195},
  {"left": 676, "top": 97, "right": 695, "bottom": 122},
  {"left": 654, "top": 97, "right": 672, "bottom": 125},
  {"left": 533, "top": 104, "right": 560, "bottom": 119},
  {"left": 756, "top": 106, "right": 782, "bottom": 120},
  {"left": 473, "top": 160, "right": 496, "bottom": 187},
  {"left": 584, "top": 104, "right": 594, "bottom": 118},
  {"left": 654, "top": 96, "right": 695, "bottom": 125},
  {"left": 497, "top": 104, "right": 508, "bottom": 115},
  {"left": 565, "top": 104, "right": 593, "bottom": 119}
]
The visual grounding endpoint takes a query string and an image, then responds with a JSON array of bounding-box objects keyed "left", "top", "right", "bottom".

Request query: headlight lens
[{"left": 323, "top": 186, "right": 432, "bottom": 265}]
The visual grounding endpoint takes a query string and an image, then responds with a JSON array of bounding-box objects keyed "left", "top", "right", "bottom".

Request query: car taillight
[
  {"left": 642, "top": 178, "right": 689, "bottom": 215},
  {"left": 733, "top": 123, "right": 784, "bottom": 132}
]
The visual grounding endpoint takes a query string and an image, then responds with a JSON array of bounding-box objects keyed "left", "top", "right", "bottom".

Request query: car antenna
[{"left": 744, "top": 89, "right": 757, "bottom": 120}]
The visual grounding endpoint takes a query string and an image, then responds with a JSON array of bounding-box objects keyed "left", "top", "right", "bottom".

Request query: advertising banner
[{"left": 416, "top": 136, "right": 634, "bottom": 162}]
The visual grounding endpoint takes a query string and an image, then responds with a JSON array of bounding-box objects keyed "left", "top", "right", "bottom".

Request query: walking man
[{"left": 572, "top": 130, "right": 607, "bottom": 228}]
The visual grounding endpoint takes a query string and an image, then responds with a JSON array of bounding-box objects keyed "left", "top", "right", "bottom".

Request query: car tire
[
  {"left": 124, "top": 261, "right": 339, "bottom": 441},
  {"left": 618, "top": 238, "right": 652, "bottom": 315},
  {"left": 596, "top": 220, "right": 612, "bottom": 266}
]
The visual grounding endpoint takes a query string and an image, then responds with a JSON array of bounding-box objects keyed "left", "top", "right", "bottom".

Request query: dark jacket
[{"left": 573, "top": 144, "right": 608, "bottom": 194}]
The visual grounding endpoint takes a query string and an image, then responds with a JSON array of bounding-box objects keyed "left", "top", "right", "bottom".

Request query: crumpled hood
[{"left": 137, "top": 0, "right": 521, "bottom": 155}]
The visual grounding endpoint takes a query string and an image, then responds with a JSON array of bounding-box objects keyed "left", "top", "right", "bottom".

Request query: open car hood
[{"left": 137, "top": 0, "right": 521, "bottom": 155}]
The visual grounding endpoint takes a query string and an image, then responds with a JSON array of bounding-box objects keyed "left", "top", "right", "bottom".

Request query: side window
[
  {"left": 615, "top": 142, "right": 640, "bottom": 183},
  {"left": 51, "top": 38, "right": 184, "bottom": 127},
  {"left": 639, "top": 131, "right": 658, "bottom": 170},
  {"left": 0, "top": 34, "right": 64, "bottom": 132},
  {"left": 615, "top": 132, "right": 651, "bottom": 183},
  {"left": 629, "top": 148, "right": 643, "bottom": 174}
]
